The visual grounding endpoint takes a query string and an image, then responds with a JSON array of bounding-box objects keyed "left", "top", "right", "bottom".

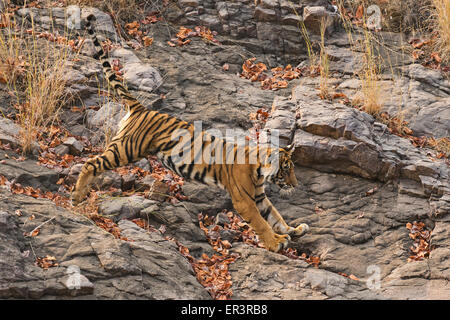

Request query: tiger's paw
[
  {"left": 289, "top": 223, "right": 309, "bottom": 237},
  {"left": 262, "top": 232, "right": 291, "bottom": 252},
  {"left": 71, "top": 189, "right": 87, "bottom": 206}
]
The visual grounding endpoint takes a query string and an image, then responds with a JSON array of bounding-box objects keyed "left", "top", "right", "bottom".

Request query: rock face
[
  {"left": 1, "top": 3, "right": 449, "bottom": 300},
  {"left": 0, "top": 190, "right": 210, "bottom": 299},
  {"left": 0, "top": 118, "right": 22, "bottom": 149},
  {"left": 230, "top": 244, "right": 382, "bottom": 299},
  {"left": 167, "top": 0, "right": 338, "bottom": 58}
]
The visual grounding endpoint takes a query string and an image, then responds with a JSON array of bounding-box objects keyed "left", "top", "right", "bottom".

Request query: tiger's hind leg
[
  {"left": 255, "top": 184, "right": 309, "bottom": 238},
  {"left": 71, "top": 139, "right": 132, "bottom": 205}
]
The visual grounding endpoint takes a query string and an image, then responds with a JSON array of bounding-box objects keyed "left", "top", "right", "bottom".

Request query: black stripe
[
  {"left": 178, "top": 164, "right": 186, "bottom": 176},
  {"left": 109, "top": 144, "right": 120, "bottom": 166},
  {"left": 124, "top": 136, "right": 133, "bottom": 163},
  {"left": 108, "top": 73, "right": 117, "bottom": 82},
  {"left": 212, "top": 168, "right": 218, "bottom": 184},
  {"left": 256, "top": 165, "right": 262, "bottom": 178},
  {"left": 242, "top": 186, "right": 255, "bottom": 202},
  {"left": 160, "top": 139, "right": 180, "bottom": 152},
  {"left": 186, "top": 163, "right": 195, "bottom": 179},
  {"left": 100, "top": 155, "right": 112, "bottom": 170},
  {"left": 200, "top": 167, "right": 208, "bottom": 183},
  {"left": 260, "top": 207, "right": 271, "bottom": 220},
  {"left": 86, "top": 162, "right": 97, "bottom": 177},
  {"left": 167, "top": 157, "right": 176, "bottom": 173},
  {"left": 255, "top": 193, "right": 266, "bottom": 204},
  {"left": 136, "top": 115, "right": 167, "bottom": 152}
]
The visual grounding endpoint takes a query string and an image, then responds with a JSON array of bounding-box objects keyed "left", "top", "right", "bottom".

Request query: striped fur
[{"left": 72, "top": 14, "right": 309, "bottom": 252}]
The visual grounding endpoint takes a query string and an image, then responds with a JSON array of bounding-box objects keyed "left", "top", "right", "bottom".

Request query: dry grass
[
  {"left": 359, "top": 29, "right": 384, "bottom": 117},
  {"left": 430, "top": 0, "right": 450, "bottom": 64},
  {"left": 17, "top": 53, "right": 69, "bottom": 154},
  {"left": 336, "top": 1, "right": 385, "bottom": 116},
  {"left": 0, "top": 14, "right": 72, "bottom": 154},
  {"left": 318, "top": 17, "right": 330, "bottom": 100}
]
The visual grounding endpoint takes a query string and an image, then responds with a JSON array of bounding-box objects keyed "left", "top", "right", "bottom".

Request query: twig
[
  {"left": 25, "top": 216, "right": 56, "bottom": 237},
  {"left": 28, "top": 240, "right": 37, "bottom": 261}
]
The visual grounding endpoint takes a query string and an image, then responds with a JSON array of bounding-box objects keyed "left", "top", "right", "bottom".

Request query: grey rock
[
  {"left": 229, "top": 244, "right": 383, "bottom": 299},
  {"left": 92, "top": 171, "right": 123, "bottom": 191},
  {"left": 134, "top": 158, "right": 151, "bottom": 171},
  {"left": 121, "top": 174, "right": 136, "bottom": 191},
  {"left": 81, "top": 7, "right": 119, "bottom": 41},
  {"left": 179, "top": 0, "right": 199, "bottom": 7},
  {"left": 0, "top": 152, "right": 60, "bottom": 192},
  {"left": 54, "top": 144, "right": 70, "bottom": 156},
  {"left": 303, "top": 6, "right": 336, "bottom": 35},
  {"left": 0, "top": 117, "right": 21, "bottom": 137},
  {"left": 87, "top": 102, "right": 126, "bottom": 132},
  {"left": 111, "top": 48, "right": 163, "bottom": 93},
  {"left": 63, "top": 137, "right": 84, "bottom": 156},
  {"left": 0, "top": 190, "right": 209, "bottom": 299},
  {"left": 135, "top": 175, "right": 156, "bottom": 190},
  {"left": 254, "top": 7, "right": 277, "bottom": 22},
  {"left": 99, "top": 195, "right": 157, "bottom": 221},
  {"left": 0, "top": 118, "right": 21, "bottom": 149},
  {"left": 286, "top": 84, "right": 449, "bottom": 202}
]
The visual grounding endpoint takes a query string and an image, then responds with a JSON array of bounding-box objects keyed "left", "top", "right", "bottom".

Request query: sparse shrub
[
  {"left": 318, "top": 17, "right": 330, "bottom": 100},
  {"left": 0, "top": 13, "right": 72, "bottom": 154},
  {"left": 430, "top": 0, "right": 449, "bottom": 65},
  {"left": 359, "top": 29, "right": 384, "bottom": 117}
]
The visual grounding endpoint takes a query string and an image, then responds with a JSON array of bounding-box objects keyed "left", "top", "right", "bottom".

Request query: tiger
[{"left": 72, "top": 14, "right": 309, "bottom": 252}]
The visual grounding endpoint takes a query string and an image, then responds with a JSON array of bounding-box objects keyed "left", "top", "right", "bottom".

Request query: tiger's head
[{"left": 272, "top": 144, "right": 298, "bottom": 197}]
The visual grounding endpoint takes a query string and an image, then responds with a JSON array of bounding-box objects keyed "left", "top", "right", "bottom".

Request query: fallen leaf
[
  {"left": 349, "top": 274, "right": 360, "bottom": 281},
  {"left": 35, "top": 255, "right": 58, "bottom": 269},
  {"left": 30, "top": 228, "right": 40, "bottom": 237},
  {"left": 430, "top": 52, "right": 442, "bottom": 63},
  {"left": 143, "top": 36, "right": 153, "bottom": 47},
  {"left": 355, "top": 5, "right": 364, "bottom": 20}
]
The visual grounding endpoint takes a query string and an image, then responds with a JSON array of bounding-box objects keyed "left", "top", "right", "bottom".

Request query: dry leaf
[
  {"left": 143, "top": 36, "right": 153, "bottom": 47},
  {"left": 349, "top": 274, "right": 360, "bottom": 281},
  {"left": 430, "top": 52, "right": 442, "bottom": 63},
  {"left": 355, "top": 5, "right": 364, "bottom": 20}
]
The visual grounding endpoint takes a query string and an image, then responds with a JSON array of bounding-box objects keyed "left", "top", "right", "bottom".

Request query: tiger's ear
[{"left": 285, "top": 144, "right": 295, "bottom": 154}]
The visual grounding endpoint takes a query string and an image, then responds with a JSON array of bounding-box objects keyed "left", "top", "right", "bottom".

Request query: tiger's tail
[{"left": 85, "top": 14, "right": 145, "bottom": 113}]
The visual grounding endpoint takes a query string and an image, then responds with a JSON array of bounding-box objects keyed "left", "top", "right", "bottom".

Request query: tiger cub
[{"left": 72, "top": 14, "right": 309, "bottom": 252}]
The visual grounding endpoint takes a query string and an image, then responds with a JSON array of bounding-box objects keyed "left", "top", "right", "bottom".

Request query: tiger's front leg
[
  {"left": 228, "top": 188, "right": 290, "bottom": 252},
  {"left": 257, "top": 197, "right": 309, "bottom": 237},
  {"left": 255, "top": 184, "right": 309, "bottom": 237},
  {"left": 72, "top": 140, "right": 131, "bottom": 205}
]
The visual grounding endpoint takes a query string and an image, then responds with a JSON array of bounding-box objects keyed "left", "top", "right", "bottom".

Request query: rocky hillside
[{"left": 0, "top": 0, "right": 449, "bottom": 299}]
